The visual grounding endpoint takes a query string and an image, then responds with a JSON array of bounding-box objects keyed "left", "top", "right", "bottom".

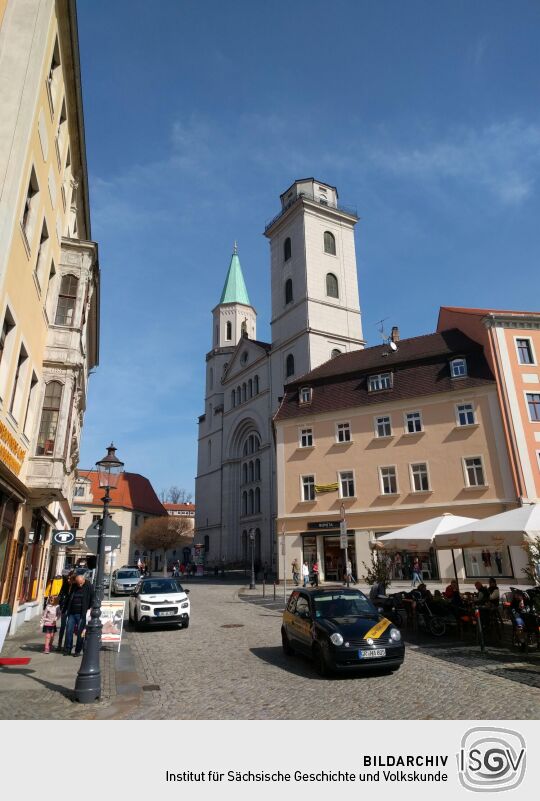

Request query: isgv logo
[{"left": 458, "top": 727, "right": 526, "bottom": 792}]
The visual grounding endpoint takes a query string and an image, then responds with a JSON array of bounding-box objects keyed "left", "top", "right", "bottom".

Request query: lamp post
[
  {"left": 74, "top": 444, "right": 124, "bottom": 703},
  {"left": 249, "top": 528, "right": 256, "bottom": 590}
]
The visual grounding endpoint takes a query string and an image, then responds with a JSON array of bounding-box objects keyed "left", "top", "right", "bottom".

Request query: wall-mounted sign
[
  {"left": 53, "top": 529, "right": 76, "bottom": 546},
  {"left": 0, "top": 420, "right": 26, "bottom": 476},
  {"left": 307, "top": 521, "right": 340, "bottom": 530}
]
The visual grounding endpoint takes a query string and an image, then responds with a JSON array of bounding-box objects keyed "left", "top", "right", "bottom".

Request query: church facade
[{"left": 195, "top": 179, "right": 365, "bottom": 568}]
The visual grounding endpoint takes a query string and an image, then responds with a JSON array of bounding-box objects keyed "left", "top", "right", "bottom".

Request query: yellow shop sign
[{"left": 0, "top": 420, "right": 26, "bottom": 476}]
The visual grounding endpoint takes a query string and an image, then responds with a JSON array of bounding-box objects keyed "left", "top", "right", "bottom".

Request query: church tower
[
  {"left": 212, "top": 242, "right": 257, "bottom": 348},
  {"left": 264, "top": 178, "right": 364, "bottom": 407}
]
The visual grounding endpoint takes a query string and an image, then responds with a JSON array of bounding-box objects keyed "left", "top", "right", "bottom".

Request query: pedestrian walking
[
  {"left": 63, "top": 574, "right": 94, "bottom": 656},
  {"left": 311, "top": 560, "right": 319, "bottom": 587},
  {"left": 302, "top": 561, "right": 310, "bottom": 587},
  {"left": 291, "top": 558, "right": 300, "bottom": 586},
  {"left": 56, "top": 571, "right": 75, "bottom": 651},
  {"left": 345, "top": 558, "right": 357, "bottom": 585},
  {"left": 411, "top": 556, "right": 422, "bottom": 588},
  {"left": 40, "top": 595, "right": 61, "bottom": 653}
]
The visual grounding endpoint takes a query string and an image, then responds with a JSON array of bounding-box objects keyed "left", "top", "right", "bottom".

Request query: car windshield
[
  {"left": 140, "top": 580, "right": 184, "bottom": 594},
  {"left": 117, "top": 570, "right": 139, "bottom": 579},
  {"left": 313, "top": 592, "right": 376, "bottom": 619}
]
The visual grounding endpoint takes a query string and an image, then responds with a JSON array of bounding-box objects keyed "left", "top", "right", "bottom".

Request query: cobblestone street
[{"left": 2, "top": 578, "right": 540, "bottom": 719}]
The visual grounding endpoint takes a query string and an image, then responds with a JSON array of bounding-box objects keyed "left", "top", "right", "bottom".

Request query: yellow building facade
[{"left": 0, "top": 0, "right": 99, "bottom": 630}]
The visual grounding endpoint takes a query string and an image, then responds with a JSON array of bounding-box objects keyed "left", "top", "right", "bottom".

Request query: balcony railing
[{"left": 264, "top": 192, "right": 357, "bottom": 232}]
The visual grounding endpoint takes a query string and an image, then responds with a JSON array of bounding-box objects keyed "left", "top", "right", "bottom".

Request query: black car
[{"left": 281, "top": 587, "right": 405, "bottom": 676}]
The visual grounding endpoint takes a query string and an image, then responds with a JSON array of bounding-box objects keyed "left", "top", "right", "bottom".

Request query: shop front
[
  {"left": 373, "top": 532, "right": 440, "bottom": 582},
  {"left": 302, "top": 524, "right": 357, "bottom": 582},
  {"left": 461, "top": 546, "right": 513, "bottom": 579}
]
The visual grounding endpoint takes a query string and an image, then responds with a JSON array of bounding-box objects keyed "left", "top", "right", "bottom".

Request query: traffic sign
[
  {"left": 53, "top": 529, "right": 76, "bottom": 546},
  {"left": 84, "top": 518, "right": 122, "bottom": 554},
  {"left": 340, "top": 520, "right": 348, "bottom": 550}
]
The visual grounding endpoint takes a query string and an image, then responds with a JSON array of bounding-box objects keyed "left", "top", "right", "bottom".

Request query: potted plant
[{"left": 0, "top": 603, "right": 12, "bottom": 654}]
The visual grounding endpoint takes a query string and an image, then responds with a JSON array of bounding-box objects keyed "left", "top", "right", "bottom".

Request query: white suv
[{"left": 129, "top": 577, "right": 190, "bottom": 629}]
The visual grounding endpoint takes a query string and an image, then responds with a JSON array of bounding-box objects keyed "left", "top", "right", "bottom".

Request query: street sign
[
  {"left": 52, "top": 529, "right": 76, "bottom": 546},
  {"left": 340, "top": 520, "right": 348, "bottom": 550},
  {"left": 84, "top": 518, "right": 122, "bottom": 554}
]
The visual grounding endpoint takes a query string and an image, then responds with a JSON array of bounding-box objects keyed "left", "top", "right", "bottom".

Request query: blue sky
[{"left": 77, "top": 0, "right": 540, "bottom": 496}]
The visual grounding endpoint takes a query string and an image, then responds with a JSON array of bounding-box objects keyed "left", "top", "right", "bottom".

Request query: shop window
[
  {"left": 55, "top": 274, "right": 79, "bottom": 326},
  {"left": 405, "top": 411, "right": 423, "bottom": 433},
  {"left": 379, "top": 466, "right": 398, "bottom": 495},
  {"left": 462, "top": 547, "right": 512, "bottom": 579},
  {"left": 375, "top": 415, "right": 392, "bottom": 438},
  {"left": 336, "top": 422, "right": 351, "bottom": 443},
  {"left": 300, "top": 427, "right": 313, "bottom": 448},
  {"left": 302, "top": 475, "right": 315, "bottom": 502},
  {"left": 35, "top": 380, "right": 63, "bottom": 455}
]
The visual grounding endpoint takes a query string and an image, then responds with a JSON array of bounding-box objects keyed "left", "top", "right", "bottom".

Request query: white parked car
[{"left": 129, "top": 577, "right": 190, "bottom": 629}]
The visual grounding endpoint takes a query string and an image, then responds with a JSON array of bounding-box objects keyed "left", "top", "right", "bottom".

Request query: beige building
[
  {"left": 164, "top": 503, "right": 195, "bottom": 529},
  {"left": 72, "top": 471, "right": 167, "bottom": 574},
  {"left": 274, "top": 325, "right": 529, "bottom": 585},
  {"left": 0, "top": 0, "right": 99, "bottom": 630}
]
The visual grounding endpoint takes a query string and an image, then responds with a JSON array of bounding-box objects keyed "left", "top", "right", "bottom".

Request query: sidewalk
[{"left": 0, "top": 619, "right": 142, "bottom": 719}]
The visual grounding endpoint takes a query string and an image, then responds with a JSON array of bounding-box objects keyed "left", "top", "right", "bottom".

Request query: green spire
[{"left": 219, "top": 242, "right": 251, "bottom": 305}]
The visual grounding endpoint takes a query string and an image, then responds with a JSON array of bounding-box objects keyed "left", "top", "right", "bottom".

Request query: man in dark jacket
[{"left": 63, "top": 574, "right": 94, "bottom": 656}]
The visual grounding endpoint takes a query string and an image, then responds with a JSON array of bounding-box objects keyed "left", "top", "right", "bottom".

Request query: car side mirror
[{"left": 184, "top": 589, "right": 190, "bottom": 594}]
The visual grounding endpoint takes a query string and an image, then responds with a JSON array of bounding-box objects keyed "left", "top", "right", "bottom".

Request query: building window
[
  {"left": 73, "top": 516, "right": 81, "bottom": 530},
  {"left": 464, "top": 457, "right": 486, "bottom": 487},
  {"left": 208, "top": 439, "right": 212, "bottom": 465},
  {"left": 368, "top": 373, "right": 392, "bottom": 391},
  {"left": 323, "top": 231, "right": 336, "bottom": 255},
  {"left": 326, "top": 273, "right": 339, "bottom": 298},
  {"left": 331, "top": 348, "right": 342, "bottom": 358},
  {"left": 526, "top": 393, "right": 540, "bottom": 422},
  {"left": 237, "top": 385, "right": 241, "bottom": 405},
  {"left": 46, "top": 38, "right": 61, "bottom": 114},
  {"left": 74, "top": 485, "right": 85, "bottom": 497},
  {"left": 286, "top": 353, "right": 295, "bottom": 378},
  {"left": 231, "top": 390, "right": 236, "bottom": 408},
  {"left": 411, "top": 463, "right": 430, "bottom": 492},
  {"left": 255, "top": 487, "right": 261, "bottom": 513},
  {"left": 242, "top": 491, "right": 247, "bottom": 516},
  {"left": 380, "top": 466, "right": 398, "bottom": 495},
  {"left": 36, "top": 380, "right": 63, "bottom": 455},
  {"left": 34, "top": 220, "right": 49, "bottom": 289},
  {"left": 54, "top": 274, "right": 79, "bottom": 326},
  {"left": 300, "top": 427, "right": 313, "bottom": 448},
  {"left": 405, "top": 411, "right": 423, "bottom": 433},
  {"left": 284, "top": 236, "right": 291, "bottom": 261},
  {"left": 242, "top": 383, "right": 247, "bottom": 402},
  {"left": 284, "top": 278, "right": 293, "bottom": 305},
  {"left": 516, "top": 338, "right": 534, "bottom": 365},
  {"left": 255, "top": 459, "right": 261, "bottom": 480},
  {"left": 8, "top": 344, "right": 28, "bottom": 419},
  {"left": 339, "top": 470, "right": 355, "bottom": 498},
  {"left": 242, "top": 463, "right": 248, "bottom": 484},
  {"left": 254, "top": 375, "right": 259, "bottom": 394},
  {"left": 336, "top": 422, "right": 351, "bottom": 443},
  {"left": 249, "top": 461, "right": 254, "bottom": 482},
  {"left": 226, "top": 321, "right": 232, "bottom": 340},
  {"left": 375, "top": 415, "right": 392, "bottom": 438},
  {"left": 23, "top": 371, "right": 39, "bottom": 436},
  {"left": 299, "top": 386, "right": 312, "bottom": 405},
  {"left": 457, "top": 403, "right": 476, "bottom": 426},
  {"left": 302, "top": 475, "right": 315, "bottom": 502},
  {"left": 450, "top": 358, "right": 467, "bottom": 378},
  {"left": 0, "top": 307, "right": 16, "bottom": 400},
  {"left": 248, "top": 378, "right": 253, "bottom": 398},
  {"left": 92, "top": 514, "right": 101, "bottom": 523},
  {"left": 248, "top": 489, "right": 254, "bottom": 514},
  {"left": 21, "top": 167, "right": 39, "bottom": 246}
]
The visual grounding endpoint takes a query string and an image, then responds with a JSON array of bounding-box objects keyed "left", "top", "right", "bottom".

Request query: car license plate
[
  {"left": 157, "top": 610, "right": 175, "bottom": 616},
  {"left": 359, "top": 648, "right": 386, "bottom": 659}
]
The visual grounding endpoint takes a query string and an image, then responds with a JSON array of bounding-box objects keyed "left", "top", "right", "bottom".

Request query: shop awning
[{"left": 434, "top": 503, "right": 540, "bottom": 548}]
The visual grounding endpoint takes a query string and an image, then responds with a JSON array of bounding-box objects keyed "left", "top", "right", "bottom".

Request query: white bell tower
[{"left": 265, "top": 178, "right": 364, "bottom": 407}]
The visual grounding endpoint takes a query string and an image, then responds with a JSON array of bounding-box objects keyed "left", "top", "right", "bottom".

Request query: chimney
[{"left": 390, "top": 326, "right": 400, "bottom": 343}]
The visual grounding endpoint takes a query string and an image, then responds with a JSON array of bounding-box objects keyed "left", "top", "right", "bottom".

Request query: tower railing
[{"left": 264, "top": 192, "right": 358, "bottom": 232}]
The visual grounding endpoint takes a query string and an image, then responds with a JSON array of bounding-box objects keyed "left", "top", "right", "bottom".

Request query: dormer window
[
  {"left": 450, "top": 358, "right": 467, "bottom": 378},
  {"left": 368, "top": 372, "right": 392, "bottom": 392},
  {"left": 299, "top": 386, "right": 312, "bottom": 405}
]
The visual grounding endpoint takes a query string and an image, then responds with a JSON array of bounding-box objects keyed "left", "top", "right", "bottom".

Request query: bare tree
[
  {"left": 133, "top": 516, "right": 194, "bottom": 575},
  {"left": 167, "top": 485, "right": 183, "bottom": 503}
]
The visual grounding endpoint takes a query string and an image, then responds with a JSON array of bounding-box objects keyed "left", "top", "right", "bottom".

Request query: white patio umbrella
[
  {"left": 434, "top": 503, "right": 540, "bottom": 548},
  {"left": 376, "top": 513, "right": 479, "bottom": 551}
]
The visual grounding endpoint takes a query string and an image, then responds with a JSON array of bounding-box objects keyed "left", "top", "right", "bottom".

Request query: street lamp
[
  {"left": 249, "top": 528, "right": 256, "bottom": 590},
  {"left": 74, "top": 444, "right": 124, "bottom": 703}
]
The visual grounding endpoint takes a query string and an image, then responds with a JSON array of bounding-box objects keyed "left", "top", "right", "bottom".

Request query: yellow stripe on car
[{"left": 364, "top": 617, "right": 392, "bottom": 640}]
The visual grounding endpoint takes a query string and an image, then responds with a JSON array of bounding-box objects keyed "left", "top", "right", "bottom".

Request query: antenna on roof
[{"left": 376, "top": 317, "right": 399, "bottom": 354}]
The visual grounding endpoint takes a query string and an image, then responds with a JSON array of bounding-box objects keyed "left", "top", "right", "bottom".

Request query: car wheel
[
  {"left": 182, "top": 619, "right": 190, "bottom": 629},
  {"left": 128, "top": 606, "right": 133, "bottom": 623},
  {"left": 135, "top": 611, "right": 144, "bottom": 631},
  {"left": 281, "top": 628, "right": 294, "bottom": 656},
  {"left": 313, "top": 643, "right": 332, "bottom": 678}
]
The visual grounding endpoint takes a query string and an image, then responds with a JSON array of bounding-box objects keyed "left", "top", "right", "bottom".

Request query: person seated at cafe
[
  {"left": 415, "top": 583, "right": 433, "bottom": 602},
  {"left": 444, "top": 579, "right": 459, "bottom": 600},
  {"left": 487, "top": 577, "right": 500, "bottom": 607},
  {"left": 474, "top": 580, "right": 489, "bottom": 604}
]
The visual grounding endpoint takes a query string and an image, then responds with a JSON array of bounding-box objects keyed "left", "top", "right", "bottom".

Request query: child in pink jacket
[{"left": 40, "top": 595, "right": 61, "bottom": 653}]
